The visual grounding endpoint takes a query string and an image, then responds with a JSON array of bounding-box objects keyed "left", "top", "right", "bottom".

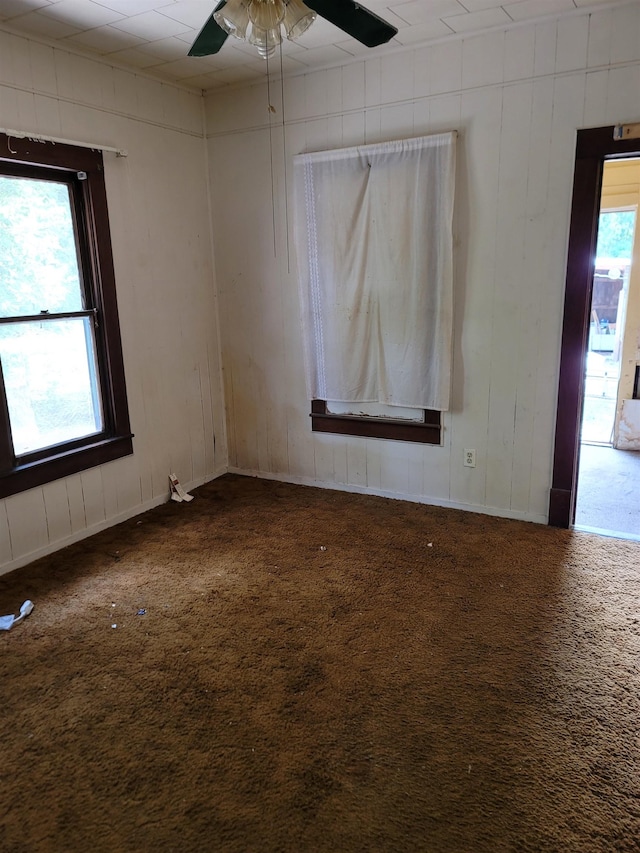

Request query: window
[
  {"left": 311, "top": 399, "right": 441, "bottom": 443},
  {"left": 294, "top": 132, "right": 456, "bottom": 444},
  {"left": 0, "top": 133, "right": 132, "bottom": 498}
]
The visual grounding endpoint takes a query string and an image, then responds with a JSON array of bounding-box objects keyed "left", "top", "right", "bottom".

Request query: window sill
[
  {"left": 0, "top": 434, "right": 134, "bottom": 499},
  {"left": 311, "top": 400, "right": 441, "bottom": 444}
]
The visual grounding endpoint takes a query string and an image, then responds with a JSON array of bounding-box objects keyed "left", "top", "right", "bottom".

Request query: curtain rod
[{"left": 0, "top": 128, "right": 127, "bottom": 158}]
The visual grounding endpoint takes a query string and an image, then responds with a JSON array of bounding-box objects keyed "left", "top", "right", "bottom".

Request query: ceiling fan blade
[
  {"left": 304, "top": 0, "right": 397, "bottom": 48},
  {"left": 188, "top": 2, "right": 229, "bottom": 56}
]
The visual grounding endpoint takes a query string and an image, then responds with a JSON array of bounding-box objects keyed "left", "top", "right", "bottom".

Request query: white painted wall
[
  {"left": 204, "top": 3, "right": 640, "bottom": 524},
  {"left": 0, "top": 32, "right": 227, "bottom": 575}
]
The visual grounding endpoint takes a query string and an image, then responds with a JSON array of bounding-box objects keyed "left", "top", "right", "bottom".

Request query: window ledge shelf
[{"left": 310, "top": 400, "right": 441, "bottom": 444}]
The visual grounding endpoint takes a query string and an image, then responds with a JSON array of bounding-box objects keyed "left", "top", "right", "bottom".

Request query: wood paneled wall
[
  {"left": 205, "top": 3, "right": 640, "bottom": 523},
  {"left": 0, "top": 33, "right": 227, "bottom": 575}
]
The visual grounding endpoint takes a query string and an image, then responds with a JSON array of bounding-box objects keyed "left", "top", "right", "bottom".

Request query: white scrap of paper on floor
[
  {"left": 0, "top": 600, "right": 34, "bottom": 631},
  {"left": 169, "top": 473, "right": 194, "bottom": 502}
]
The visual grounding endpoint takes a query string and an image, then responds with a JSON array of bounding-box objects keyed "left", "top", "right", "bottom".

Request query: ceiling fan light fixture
[
  {"left": 248, "top": 0, "right": 285, "bottom": 30},
  {"left": 283, "top": 0, "right": 316, "bottom": 40},
  {"left": 248, "top": 23, "right": 282, "bottom": 58},
  {"left": 213, "top": 0, "right": 250, "bottom": 39},
  {"left": 190, "top": 0, "right": 399, "bottom": 59}
]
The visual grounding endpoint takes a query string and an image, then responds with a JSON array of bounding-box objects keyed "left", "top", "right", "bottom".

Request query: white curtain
[{"left": 294, "top": 131, "right": 456, "bottom": 411}]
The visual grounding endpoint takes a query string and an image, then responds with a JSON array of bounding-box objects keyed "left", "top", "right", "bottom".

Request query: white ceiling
[{"left": 0, "top": 0, "right": 628, "bottom": 92}]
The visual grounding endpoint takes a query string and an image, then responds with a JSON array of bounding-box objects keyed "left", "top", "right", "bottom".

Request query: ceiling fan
[{"left": 188, "top": 0, "right": 398, "bottom": 60}]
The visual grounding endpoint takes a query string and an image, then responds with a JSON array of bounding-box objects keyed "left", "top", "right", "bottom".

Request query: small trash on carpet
[
  {"left": 320, "top": 545, "right": 327, "bottom": 551},
  {"left": 169, "top": 473, "right": 194, "bottom": 503},
  {"left": 137, "top": 608, "right": 147, "bottom": 616},
  {"left": 111, "top": 624, "right": 117, "bottom": 629},
  {"left": 0, "top": 600, "right": 34, "bottom": 631}
]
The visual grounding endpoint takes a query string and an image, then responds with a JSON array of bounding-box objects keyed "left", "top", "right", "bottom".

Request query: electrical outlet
[{"left": 464, "top": 449, "right": 476, "bottom": 468}]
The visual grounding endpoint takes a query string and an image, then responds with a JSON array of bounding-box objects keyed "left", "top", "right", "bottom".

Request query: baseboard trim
[
  {"left": 0, "top": 467, "right": 227, "bottom": 578},
  {"left": 226, "top": 467, "right": 548, "bottom": 525},
  {"left": 3, "top": 466, "right": 551, "bottom": 578},
  {"left": 548, "top": 487, "right": 571, "bottom": 528}
]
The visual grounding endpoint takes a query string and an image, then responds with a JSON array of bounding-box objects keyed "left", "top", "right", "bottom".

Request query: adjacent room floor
[
  {"left": 575, "top": 442, "right": 640, "bottom": 539},
  {"left": 575, "top": 351, "right": 640, "bottom": 540}
]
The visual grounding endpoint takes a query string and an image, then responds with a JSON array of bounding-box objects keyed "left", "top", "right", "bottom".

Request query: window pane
[
  {"left": 326, "top": 401, "right": 425, "bottom": 421},
  {"left": 0, "top": 176, "right": 83, "bottom": 317},
  {"left": 595, "top": 210, "right": 636, "bottom": 261},
  {"left": 0, "top": 317, "right": 103, "bottom": 456}
]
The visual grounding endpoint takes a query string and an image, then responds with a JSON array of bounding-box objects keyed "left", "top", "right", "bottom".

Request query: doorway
[
  {"left": 581, "top": 205, "right": 635, "bottom": 447},
  {"left": 550, "top": 126, "right": 640, "bottom": 533},
  {"left": 575, "top": 184, "right": 640, "bottom": 537}
]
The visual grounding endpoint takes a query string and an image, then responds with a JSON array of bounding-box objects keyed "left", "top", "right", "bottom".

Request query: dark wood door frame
[{"left": 549, "top": 126, "right": 640, "bottom": 527}]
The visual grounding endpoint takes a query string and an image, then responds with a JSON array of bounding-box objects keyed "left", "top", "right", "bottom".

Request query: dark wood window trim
[
  {"left": 549, "top": 125, "right": 640, "bottom": 527},
  {"left": 311, "top": 399, "right": 441, "bottom": 444},
  {"left": 0, "top": 133, "right": 133, "bottom": 499}
]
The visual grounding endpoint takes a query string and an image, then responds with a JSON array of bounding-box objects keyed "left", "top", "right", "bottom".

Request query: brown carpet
[{"left": 1, "top": 474, "right": 639, "bottom": 852}]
